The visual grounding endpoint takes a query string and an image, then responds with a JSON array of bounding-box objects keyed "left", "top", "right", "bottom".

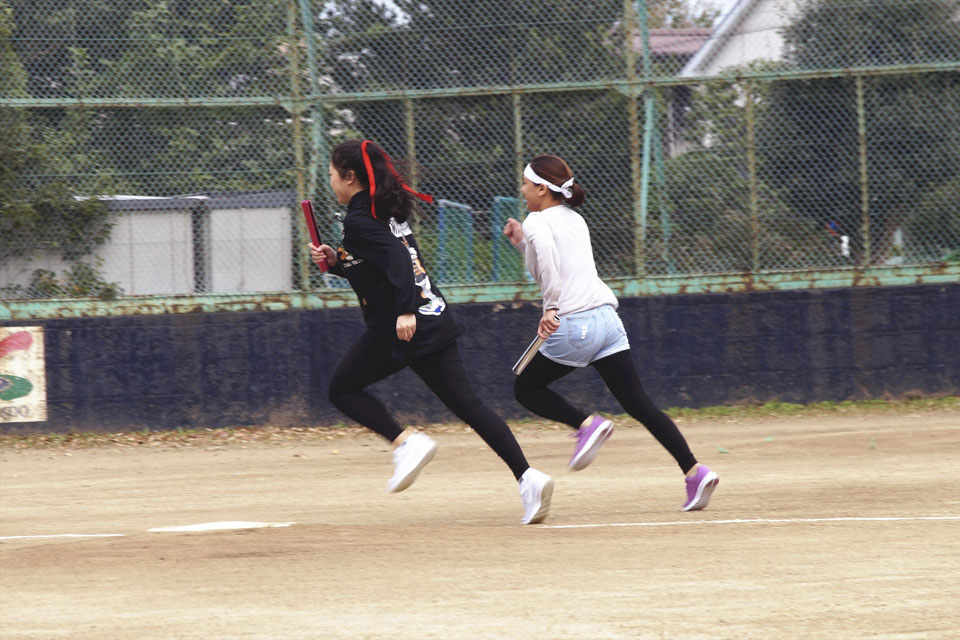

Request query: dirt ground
[{"left": 2, "top": 408, "right": 959, "bottom": 640}]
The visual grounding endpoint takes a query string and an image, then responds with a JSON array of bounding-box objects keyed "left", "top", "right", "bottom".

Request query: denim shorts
[{"left": 540, "top": 304, "right": 630, "bottom": 367}]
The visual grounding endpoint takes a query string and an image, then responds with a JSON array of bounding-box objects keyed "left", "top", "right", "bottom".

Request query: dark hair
[
  {"left": 330, "top": 139, "right": 413, "bottom": 223},
  {"left": 528, "top": 155, "right": 586, "bottom": 207}
]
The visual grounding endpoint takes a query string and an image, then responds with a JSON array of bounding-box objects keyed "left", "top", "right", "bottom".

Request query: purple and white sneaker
[
  {"left": 568, "top": 415, "right": 614, "bottom": 471},
  {"left": 682, "top": 465, "right": 719, "bottom": 511}
]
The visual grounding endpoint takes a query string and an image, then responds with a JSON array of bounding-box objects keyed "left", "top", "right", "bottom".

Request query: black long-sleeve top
[{"left": 327, "top": 192, "right": 460, "bottom": 362}]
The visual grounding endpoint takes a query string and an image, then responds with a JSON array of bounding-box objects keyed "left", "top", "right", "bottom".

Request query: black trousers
[
  {"left": 514, "top": 349, "right": 698, "bottom": 473},
  {"left": 329, "top": 331, "right": 530, "bottom": 480}
]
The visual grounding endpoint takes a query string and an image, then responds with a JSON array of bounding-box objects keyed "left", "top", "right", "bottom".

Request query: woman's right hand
[
  {"left": 538, "top": 309, "right": 560, "bottom": 340},
  {"left": 309, "top": 243, "right": 337, "bottom": 268},
  {"left": 503, "top": 217, "right": 524, "bottom": 247},
  {"left": 396, "top": 313, "right": 417, "bottom": 342}
]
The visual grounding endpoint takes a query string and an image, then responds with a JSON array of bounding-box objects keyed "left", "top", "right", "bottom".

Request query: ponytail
[
  {"left": 330, "top": 139, "right": 432, "bottom": 223},
  {"left": 565, "top": 183, "right": 586, "bottom": 208}
]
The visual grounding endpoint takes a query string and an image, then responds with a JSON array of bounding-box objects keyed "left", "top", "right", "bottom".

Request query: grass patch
[{"left": 665, "top": 396, "right": 958, "bottom": 422}]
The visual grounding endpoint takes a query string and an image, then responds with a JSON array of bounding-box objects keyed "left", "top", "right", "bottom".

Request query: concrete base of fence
[{"left": 1, "top": 283, "right": 957, "bottom": 434}]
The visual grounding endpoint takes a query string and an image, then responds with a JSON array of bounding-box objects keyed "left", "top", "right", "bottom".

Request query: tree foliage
[
  {"left": 1, "top": 1, "right": 116, "bottom": 299},
  {"left": 658, "top": 66, "right": 843, "bottom": 272},
  {"left": 763, "top": 0, "right": 960, "bottom": 263},
  {"left": 6, "top": 0, "right": 298, "bottom": 197}
]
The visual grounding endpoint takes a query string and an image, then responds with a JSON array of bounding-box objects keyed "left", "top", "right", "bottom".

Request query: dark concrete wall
[{"left": 2, "top": 283, "right": 958, "bottom": 434}]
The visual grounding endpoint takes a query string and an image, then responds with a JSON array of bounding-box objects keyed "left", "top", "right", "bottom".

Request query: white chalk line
[
  {"left": 5, "top": 516, "right": 957, "bottom": 539},
  {"left": 542, "top": 515, "right": 960, "bottom": 529},
  {"left": 1, "top": 521, "right": 296, "bottom": 540},
  {"left": 0, "top": 533, "right": 125, "bottom": 540}
]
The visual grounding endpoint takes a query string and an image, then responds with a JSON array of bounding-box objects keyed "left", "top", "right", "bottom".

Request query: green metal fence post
[
  {"left": 298, "top": 0, "right": 332, "bottom": 213},
  {"left": 627, "top": 91, "right": 642, "bottom": 276},
  {"left": 651, "top": 109, "right": 675, "bottom": 273},
  {"left": 637, "top": 0, "right": 674, "bottom": 274},
  {"left": 625, "top": 0, "right": 643, "bottom": 278},
  {"left": 513, "top": 93, "right": 524, "bottom": 198},
  {"left": 404, "top": 97, "right": 419, "bottom": 232},
  {"left": 638, "top": 97, "right": 655, "bottom": 279},
  {"left": 287, "top": 0, "right": 310, "bottom": 290},
  {"left": 745, "top": 81, "right": 760, "bottom": 272},
  {"left": 856, "top": 75, "right": 871, "bottom": 266},
  {"left": 634, "top": 0, "right": 656, "bottom": 280},
  {"left": 404, "top": 98, "right": 417, "bottom": 190}
]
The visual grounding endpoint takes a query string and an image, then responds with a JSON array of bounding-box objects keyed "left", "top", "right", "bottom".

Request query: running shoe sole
[
  {"left": 569, "top": 421, "right": 614, "bottom": 471},
  {"left": 386, "top": 441, "right": 438, "bottom": 493},
  {"left": 682, "top": 471, "right": 719, "bottom": 511},
  {"left": 522, "top": 477, "right": 555, "bottom": 525}
]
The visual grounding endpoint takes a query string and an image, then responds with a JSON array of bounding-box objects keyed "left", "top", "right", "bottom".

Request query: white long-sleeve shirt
[{"left": 517, "top": 204, "right": 618, "bottom": 316}]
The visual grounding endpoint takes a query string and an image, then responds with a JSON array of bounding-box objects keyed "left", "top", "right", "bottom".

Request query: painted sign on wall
[{"left": 0, "top": 327, "right": 47, "bottom": 423}]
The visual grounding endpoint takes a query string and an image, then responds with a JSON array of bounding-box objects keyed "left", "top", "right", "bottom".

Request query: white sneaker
[
  {"left": 519, "top": 468, "right": 554, "bottom": 525},
  {"left": 386, "top": 433, "right": 438, "bottom": 493}
]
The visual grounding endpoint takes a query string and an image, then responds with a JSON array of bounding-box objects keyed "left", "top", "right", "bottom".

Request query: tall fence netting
[{"left": 2, "top": 0, "right": 958, "bottom": 300}]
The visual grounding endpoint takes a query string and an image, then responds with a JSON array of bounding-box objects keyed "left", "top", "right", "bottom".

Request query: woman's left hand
[
  {"left": 538, "top": 309, "right": 560, "bottom": 339},
  {"left": 503, "top": 217, "right": 524, "bottom": 246},
  {"left": 397, "top": 313, "right": 417, "bottom": 342}
]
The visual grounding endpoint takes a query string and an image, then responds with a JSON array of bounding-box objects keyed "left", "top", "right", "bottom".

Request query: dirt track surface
[{"left": 2, "top": 410, "right": 959, "bottom": 639}]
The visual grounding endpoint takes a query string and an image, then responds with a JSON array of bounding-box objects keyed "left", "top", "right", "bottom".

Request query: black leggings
[
  {"left": 329, "top": 331, "right": 530, "bottom": 480},
  {"left": 514, "top": 349, "right": 697, "bottom": 473}
]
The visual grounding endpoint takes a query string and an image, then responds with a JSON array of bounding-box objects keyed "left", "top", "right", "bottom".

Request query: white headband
[{"left": 524, "top": 164, "right": 575, "bottom": 199}]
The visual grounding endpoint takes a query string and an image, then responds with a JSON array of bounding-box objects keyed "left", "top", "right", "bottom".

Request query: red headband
[{"left": 360, "top": 140, "right": 434, "bottom": 219}]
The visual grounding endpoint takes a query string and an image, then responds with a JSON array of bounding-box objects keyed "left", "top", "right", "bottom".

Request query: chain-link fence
[{"left": 3, "top": 0, "right": 959, "bottom": 301}]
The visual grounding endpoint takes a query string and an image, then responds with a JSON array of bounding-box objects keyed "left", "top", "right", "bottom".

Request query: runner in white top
[
  {"left": 503, "top": 154, "right": 719, "bottom": 511},
  {"left": 517, "top": 204, "right": 618, "bottom": 318}
]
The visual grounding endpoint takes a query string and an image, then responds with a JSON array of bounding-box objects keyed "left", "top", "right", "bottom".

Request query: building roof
[
  {"left": 93, "top": 190, "right": 297, "bottom": 212},
  {"left": 645, "top": 29, "right": 713, "bottom": 56},
  {"left": 631, "top": 28, "right": 712, "bottom": 57}
]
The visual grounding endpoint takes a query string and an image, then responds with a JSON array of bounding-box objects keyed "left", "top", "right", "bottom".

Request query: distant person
[
  {"left": 826, "top": 220, "right": 854, "bottom": 264},
  {"left": 310, "top": 139, "right": 553, "bottom": 524},
  {"left": 503, "top": 154, "right": 718, "bottom": 511}
]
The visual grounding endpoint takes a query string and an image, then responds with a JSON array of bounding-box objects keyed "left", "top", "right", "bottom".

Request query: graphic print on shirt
[
  {"left": 337, "top": 246, "right": 363, "bottom": 267},
  {"left": 389, "top": 218, "right": 446, "bottom": 316}
]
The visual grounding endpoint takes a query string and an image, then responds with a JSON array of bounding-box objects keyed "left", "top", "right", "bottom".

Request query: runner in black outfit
[{"left": 309, "top": 139, "right": 553, "bottom": 524}]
